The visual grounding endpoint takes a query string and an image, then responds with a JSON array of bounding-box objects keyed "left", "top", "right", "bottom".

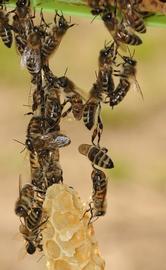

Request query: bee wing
[
  {"left": 74, "top": 85, "right": 89, "bottom": 101},
  {"left": 21, "top": 47, "right": 31, "bottom": 68},
  {"left": 133, "top": 76, "right": 144, "bottom": 100},
  {"left": 21, "top": 47, "right": 41, "bottom": 73}
]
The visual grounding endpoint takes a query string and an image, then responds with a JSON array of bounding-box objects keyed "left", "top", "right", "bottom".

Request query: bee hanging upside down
[{"left": 78, "top": 143, "right": 114, "bottom": 169}]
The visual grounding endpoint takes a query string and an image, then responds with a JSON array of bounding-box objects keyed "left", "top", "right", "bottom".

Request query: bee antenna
[
  {"left": 19, "top": 174, "right": 22, "bottom": 197},
  {"left": 90, "top": 14, "right": 98, "bottom": 24},
  {"left": 64, "top": 67, "right": 68, "bottom": 77},
  {"left": 13, "top": 139, "right": 25, "bottom": 146},
  {"left": 94, "top": 70, "right": 98, "bottom": 80}
]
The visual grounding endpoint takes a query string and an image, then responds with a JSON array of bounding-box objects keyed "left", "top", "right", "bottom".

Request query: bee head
[
  {"left": 57, "top": 76, "right": 68, "bottom": 88},
  {"left": 91, "top": 7, "right": 103, "bottom": 16},
  {"left": 25, "top": 139, "right": 34, "bottom": 152},
  {"left": 123, "top": 56, "right": 137, "bottom": 66},
  {"left": 54, "top": 12, "right": 75, "bottom": 34},
  {"left": 16, "top": 0, "right": 30, "bottom": 8},
  {"left": 26, "top": 241, "right": 36, "bottom": 255},
  {"left": 102, "top": 10, "right": 113, "bottom": 22},
  {"left": 15, "top": 204, "right": 27, "bottom": 217}
]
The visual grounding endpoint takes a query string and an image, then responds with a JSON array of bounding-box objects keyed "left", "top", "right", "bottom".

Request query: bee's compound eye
[
  {"left": 26, "top": 242, "right": 36, "bottom": 255},
  {"left": 15, "top": 205, "right": 27, "bottom": 217}
]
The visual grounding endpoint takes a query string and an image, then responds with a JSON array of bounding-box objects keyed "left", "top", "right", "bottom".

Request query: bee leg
[
  {"left": 91, "top": 127, "right": 98, "bottom": 146},
  {"left": 62, "top": 105, "right": 72, "bottom": 118}
]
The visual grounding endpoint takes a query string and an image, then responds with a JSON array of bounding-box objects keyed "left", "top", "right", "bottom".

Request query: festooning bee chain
[{"left": 1, "top": 0, "right": 146, "bottom": 267}]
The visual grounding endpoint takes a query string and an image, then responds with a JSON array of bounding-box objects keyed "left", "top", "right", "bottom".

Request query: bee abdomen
[
  {"left": 83, "top": 102, "right": 98, "bottom": 130},
  {"left": 110, "top": 79, "right": 130, "bottom": 107},
  {"left": 0, "top": 26, "right": 12, "bottom": 48},
  {"left": 26, "top": 207, "right": 42, "bottom": 230}
]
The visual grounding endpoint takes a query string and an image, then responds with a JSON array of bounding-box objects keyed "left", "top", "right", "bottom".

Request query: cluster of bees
[{"left": 0, "top": 0, "right": 147, "bottom": 258}]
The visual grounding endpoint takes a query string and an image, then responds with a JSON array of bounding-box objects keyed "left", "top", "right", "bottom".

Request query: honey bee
[
  {"left": 0, "top": 6, "right": 13, "bottom": 48},
  {"left": 26, "top": 116, "right": 45, "bottom": 152},
  {"left": 41, "top": 11, "right": 75, "bottom": 64},
  {"left": 45, "top": 88, "right": 62, "bottom": 132},
  {"left": 15, "top": 178, "right": 38, "bottom": 218},
  {"left": 45, "top": 151, "right": 63, "bottom": 186},
  {"left": 43, "top": 65, "right": 58, "bottom": 87},
  {"left": 102, "top": 9, "right": 142, "bottom": 46},
  {"left": 83, "top": 83, "right": 101, "bottom": 130},
  {"left": 13, "top": 0, "right": 33, "bottom": 38},
  {"left": 109, "top": 78, "right": 130, "bottom": 107},
  {"left": 118, "top": 0, "right": 146, "bottom": 33},
  {"left": 25, "top": 207, "right": 43, "bottom": 230},
  {"left": 98, "top": 41, "right": 117, "bottom": 68},
  {"left": 91, "top": 168, "right": 107, "bottom": 217},
  {"left": 29, "top": 151, "right": 45, "bottom": 191},
  {"left": 78, "top": 144, "right": 114, "bottom": 169},
  {"left": 112, "top": 50, "right": 143, "bottom": 103},
  {"left": 57, "top": 76, "right": 85, "bottom": 121},
  {"left": 21, "top": 26, "right": 43, "bottom": 77},
  {"left": 87, "top": 0, "right": 109, "bottom": 16},
  {"left": 19, "top": 223, "right": 42, "bottom": 254}
]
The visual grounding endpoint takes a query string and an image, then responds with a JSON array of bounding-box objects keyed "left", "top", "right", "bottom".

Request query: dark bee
[
  {"left": 21, "top": 26, "right": 43, "bottom": 77},
  {"left": 41, "top": 11, "right": 74, "bottom": 64},
  {"left": 45, "top": 151, "right": 63, "bottom": 186},
  {"left": 102, "top": 9, "right": 142, "bottom": 46},
  {"left": 83, "top": 83, "right": 101, "bottom": 130},
  {"left": 13, "top": 0, "right": 33, "bottom": 38},
  {"left": 26, "top": 116, "right": 45, "bottom": 152},
  {"left": 45, "top": 87, "right": 62, "bottom": 132},
  {"left": 0, "top": 7, "right": 13, "bottom": 48},
  {"left": 19, "top": 221, "right": 44, "bottom": 255},
  {"left": 25, "top": 207, "right": 43, "bottom": 230},
  {"left": 112, "top": 51, "right": 143, "bottom": 105},
  {"left": 109, "top": 78, "right": 130, "bottom": 107},
  {"left": 98, "top": 41, "right": 117, "bottom": 68},
  {"left": 78, "top": 144, "right": 114, "bottom": 169},
  {"left": 15, "top": 178, "right": 37, "bottom": 218},
  {"left": 91, "top": 168, "right": 107, "bottom": 217},
  {"left": 29, "top": 151, "right": 45, "bottom": 191},
  {"left": 87, "top": 0, "right": 109, "bottom": 16},
  {"left": 118, "top": 0, "right": 146, "bottom": 33},
  {"left": 57, "top": 76, "right": 85, "bottom": 121}
]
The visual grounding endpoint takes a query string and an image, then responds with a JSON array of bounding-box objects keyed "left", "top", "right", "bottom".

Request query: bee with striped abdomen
[
  {"left": 0, "top": 6, "right": 13, "bottom": 48},
  {"left": 102, "top": 8, "right": 142, "bottom": 46},
  {"left": 41, "top": 11, "right": 74, "bottom": 64},
  {"left": 118, "top": 0, "right": 146, "bottom": 33},
  {"left": 57, "top": 75, "right": 85, "bottom": 121},
  {"left": 91, "top": 168, "right": 107, "bottom": 218},
  {"left": 78, "top": 144, "right": 114, "bottom": 169}
]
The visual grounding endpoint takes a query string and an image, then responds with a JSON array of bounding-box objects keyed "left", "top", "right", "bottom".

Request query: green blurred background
[{"left": 0, "top": 13, "right": 166, "bottom": 270}]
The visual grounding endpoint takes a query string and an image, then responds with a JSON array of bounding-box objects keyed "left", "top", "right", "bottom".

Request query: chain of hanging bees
[{"left": 0, "top": 0, "right": 150, "bottom": 258}]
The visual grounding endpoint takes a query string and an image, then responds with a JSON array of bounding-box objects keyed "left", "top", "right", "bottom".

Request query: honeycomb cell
[
  {"left": 55, "top": 190, "right": 75, "bottom": 212},
  {"left": 52, "top": 211, "right": 80, "bottom": 231},
  {"left": 53, "top": 259, "right": 73, "bottom": 270},
  {"left": 44, "top": 240, "right": 61, "bottom": 259},
  {"left": 42, "top": 221, "right": 55, "bottom": 239},
  {"left": 56, "top": 228, "right": 86, "bottom": 251},
  {"left": 74, "top": 242, "right": 91, "bottom": 263}
]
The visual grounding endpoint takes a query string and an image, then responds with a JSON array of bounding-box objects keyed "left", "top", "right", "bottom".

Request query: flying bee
[
  {"left": 91, "top": 168, "right": 107, "bottom": 218},
  {"left": 57, "top": 75, "right": 85, "bottom": 121},
  {"left": 102, "top": 9, "right": 142, "bottom": 46},
  {"left": 41, "top": 11, "right": 75, "bottom": 64},
  {"left": 118, "top": 0, "right": 146, "bottom": 33},
  {"left": 78, "top": 144, "right": 114, "bottom": 169},
  {"left": 0, "top": 6, "right": 13, "bottom": 48}
]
